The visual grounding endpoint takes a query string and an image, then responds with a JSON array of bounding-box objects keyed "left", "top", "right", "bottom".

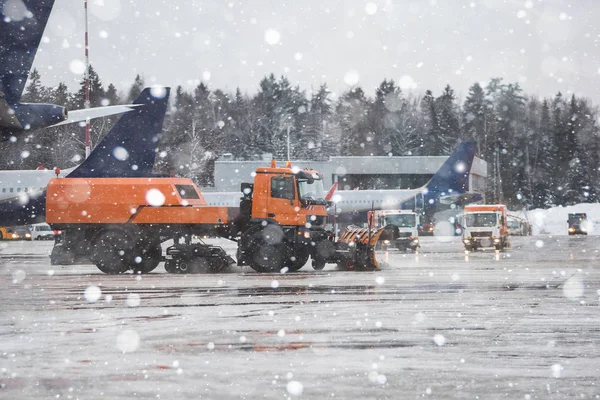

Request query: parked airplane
[
  {"left": 0, "top": 0, "right": 137, "bottom": 141},
  {"left": 201, "top": 142, "right": 479, "bottom": 215},
  {"left": 0, "top": 87, "right": 170, "bottom": 226}
]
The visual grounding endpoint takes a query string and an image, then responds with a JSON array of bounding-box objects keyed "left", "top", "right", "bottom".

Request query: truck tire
[
  {"left": 312, "top": 257, "right": 326, "bottom": 270},
  {"left": 243, "top": 223, "right": 288, "bottom": 273},
  {"left": 251, "top": 241, "right": 285, "bottom": 272},
  {"left": 90, "top": 230, "right": 132, "bottom": 274},
  {"left": 131, "top": 243, "right": 161, "bottom": 274},
  {"left": 287, "top": 251, "right": 309, "bottom": 272}
]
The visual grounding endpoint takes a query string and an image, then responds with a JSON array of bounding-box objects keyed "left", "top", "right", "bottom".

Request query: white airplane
[
  {"left": 201, "top": 142, "right": 479, "bottom": 215},
  {"left": 0, "top": 167, "right": 72, "bottom": 204}
]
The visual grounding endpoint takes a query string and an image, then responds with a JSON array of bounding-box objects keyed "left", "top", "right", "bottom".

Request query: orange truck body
[{"left": 46, "top": 177, "right": 234, "bottom": 225}]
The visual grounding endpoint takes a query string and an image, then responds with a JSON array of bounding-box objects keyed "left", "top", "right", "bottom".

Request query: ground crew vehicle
[
  {"left": 0, "top": 227, "right": 16, "bottom": 240},
  {"left": 30, "top": 223, "right": 54, "bottom": 240},
  {"left": 567, "top": 213, "right": 588, "bottom": 235},
  {"left": 47, "top": 162, "right": 382, "bottom": 274},
  {"left": 461, "top": 204, "right": 509, "bottom": 251},
  {"left": 507, "top": 216, "right": 531, "bottom": 236},
  {"left": 368, "top": 209, "right": 420, "bottom": 252}
]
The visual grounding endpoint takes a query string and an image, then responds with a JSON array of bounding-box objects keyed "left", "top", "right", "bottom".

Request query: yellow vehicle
[
  {"left": 0, "top": 227, "right": 16, "bottom": 240},
  {"left": 0, "top": 226, "right": 31, "bottom": 240}
]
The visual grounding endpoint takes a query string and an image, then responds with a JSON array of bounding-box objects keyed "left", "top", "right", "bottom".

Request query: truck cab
[
  {"left": 234, "top": 162, "right": 332, "bottom": 271},
  {"left": 461, "top": 204, "right": 509, "bottom": 251},
  {"left": 368, "top": 209, "right": 420, "bottom": 251}
]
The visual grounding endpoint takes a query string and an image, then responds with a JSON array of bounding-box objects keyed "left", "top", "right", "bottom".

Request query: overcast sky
[{"left": 32, "top": 0, "right": 600, "bottom": 104}]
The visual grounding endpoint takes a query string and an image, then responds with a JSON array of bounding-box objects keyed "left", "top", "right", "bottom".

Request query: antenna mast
[{"left": 84, "top": 0, "right": 91, "bottom": 158}]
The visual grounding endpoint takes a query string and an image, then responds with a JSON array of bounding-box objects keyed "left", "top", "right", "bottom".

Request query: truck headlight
[
  {"left": 304, "top": 231, "right": 311, "bottom": 239},
  {"left": 383, "top": 240, "right": 390, "bottom": 244}
]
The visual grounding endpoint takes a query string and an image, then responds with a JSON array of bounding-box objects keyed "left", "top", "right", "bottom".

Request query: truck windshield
[
  {"left": 465, "top": 213, "right": 497, "bottom": 227},
  {"left": 297, "top": 178, "right": 325, "bottom": 202},
  {"left": 384, "top": 214, "right": 416, "bottom": 228}
]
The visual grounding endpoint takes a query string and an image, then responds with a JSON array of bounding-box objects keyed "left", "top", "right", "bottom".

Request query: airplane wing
[
  {"left": 51, "top": 104, "right": 143, "bottom": 127},
  {"left": 0, "top": 0, "right": 55, "bottom": 104}
]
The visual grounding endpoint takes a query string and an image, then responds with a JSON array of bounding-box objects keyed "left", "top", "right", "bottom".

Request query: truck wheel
[
  {"left": 131, "top": 243, "right": 161, "bottom": 274},
  {"left": 336, "top": 260, "right": 355, "bottom": 270},
  {"left": 312, "top": 257, "right": 326, "bottom": 270},
  {"left": 251, "top": 242, "right": 285, "bottom": 272},
  {"left": 164, "top": 259, "right": 179, "bottom": 273},
  {"left": 243, "top": 223, "right": 287, "bottom": 272},
  {"left": 287, "top": 252, "right": 309, "bottom": 272},
  {"left": 91, "top": 230, "right": 132, "bottom": 274}
]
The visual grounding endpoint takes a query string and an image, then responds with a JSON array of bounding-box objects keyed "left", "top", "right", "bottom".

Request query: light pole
[{"left": 286, "top": 124, "right": 291, "bottom": 161}]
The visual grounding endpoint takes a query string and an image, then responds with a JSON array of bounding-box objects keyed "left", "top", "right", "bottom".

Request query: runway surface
[{"left": 1, "top": 235, "right": 599, "bottom": 399}]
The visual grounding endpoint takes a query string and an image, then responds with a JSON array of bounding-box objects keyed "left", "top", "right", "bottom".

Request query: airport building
[{"left": 211, "top": 153, "right": 488, "bottom": 196}]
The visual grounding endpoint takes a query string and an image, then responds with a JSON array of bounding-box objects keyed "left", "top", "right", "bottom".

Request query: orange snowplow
[{"left": 47, "top": 162, "right": 382, "bottom": 274}]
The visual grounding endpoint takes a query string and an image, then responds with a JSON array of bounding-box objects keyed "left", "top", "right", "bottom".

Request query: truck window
[
  {"left": 298, "top": 178, "right": 325, "bottom": 201},
  {"left": 271, "top": 176, "right": 295, "bottom": 200},
  {"left": 384, "top": 214, "right": 416, "bottom": 227},
  {"left": 465, "top": 213, "right": 497, "bottom": 227},
  {"left": 175, "top": 184, "right": 200, "bottom": 199}
]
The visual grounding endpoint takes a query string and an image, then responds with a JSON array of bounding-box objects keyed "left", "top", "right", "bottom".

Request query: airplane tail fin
[
  {"left": 0, "top": 0, "right": 55, "bottom": 104},
  {"left": 425, "top": 141, "right": 477, "bottom": 195},
  {"left": 325, "top": 182, "right": 338, "bottom": 201},
  {"left": 67, "top": 87, "right": 170, "bottom": 178}
]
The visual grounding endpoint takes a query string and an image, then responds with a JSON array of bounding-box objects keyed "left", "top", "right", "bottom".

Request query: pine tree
[
  {"left": 336, "top": 87, "right": 370, "bottom": 156},
  {"left": 420, "top": 90, "right": 441, "bottom": 155},
  {"left": 21, "top": 69, "right": 43, "bottom": 103},
  {"left": 462, "top": 82, "right": 493, "bottom": 157},
  {"left": 299, "top": 84, "right": 332, "bottom": 160},
  {"left": 127, "top": 74, "right": 145, "bottom": 102},
  {"left": 72, "top": 65, "right": 105, "bottom": 109},
  {"left": 532, "top": 99, "right": 556, "bottom": 208},
  {"left": 104, "top": 83, "right": 120, "bottom": 105},
  {"left": 435, "top": 85, "right": 460, "bottom": 154},
  {"left": 51, "top": 82, "right": 70, "bottom": 106}
]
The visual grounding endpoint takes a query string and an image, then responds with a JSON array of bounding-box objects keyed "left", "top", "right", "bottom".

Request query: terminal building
[{"left": 212, "top": 154, "right": 488, "bottom": 197}]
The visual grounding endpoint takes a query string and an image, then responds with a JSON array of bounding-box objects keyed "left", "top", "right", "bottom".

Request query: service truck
[
  {"left": 567, "top": 213, "right": 588, "bottom": 235},
  {"left": 368, "top": 209, "right": 420, "bottom": 252},
  {"left": 461, "top": 204, "right": 509, "bottom": 251},
  {"left": 48, "top": 162, "right": 386, "bottom": 274}
]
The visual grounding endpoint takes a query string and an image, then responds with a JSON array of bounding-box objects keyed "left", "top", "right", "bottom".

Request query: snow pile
[{"left": 526, "top": 203, "right": 600, "bottom": 236}]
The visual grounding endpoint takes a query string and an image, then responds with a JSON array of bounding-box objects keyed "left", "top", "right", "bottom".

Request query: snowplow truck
[
  {"left": 461, "top": 204, "right": 510, "bottom": 251},
  {"left": 46, "top": 162, "right": 381, "bottom": 274},
  {"left": 367, "top": 209, "right": 420, "bottom": 252}
]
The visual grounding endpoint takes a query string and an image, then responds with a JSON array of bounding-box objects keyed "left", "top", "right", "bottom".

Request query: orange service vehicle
[{"left": 47, "top": 162, "right": 354, "bottom": 274}]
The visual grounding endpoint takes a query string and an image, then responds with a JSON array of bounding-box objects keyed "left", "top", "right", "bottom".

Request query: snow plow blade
[{"left": 333, "top": 226, "right": 387, "bottom": 271}]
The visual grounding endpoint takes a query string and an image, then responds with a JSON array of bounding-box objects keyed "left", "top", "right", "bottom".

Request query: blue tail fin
[
  {"left": 425, "top": 141, "right": 477, "bottom": 195},
  {"left": 67, "top": 87, "right": 170, "bottom": 178},
  {"left": 0, "top": 0, "right": 54, "bottom": 105}
]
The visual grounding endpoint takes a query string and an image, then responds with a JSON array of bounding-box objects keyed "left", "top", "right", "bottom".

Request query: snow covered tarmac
[{"left": 1, "top": 236, "right": 599, "bottom": 399}]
